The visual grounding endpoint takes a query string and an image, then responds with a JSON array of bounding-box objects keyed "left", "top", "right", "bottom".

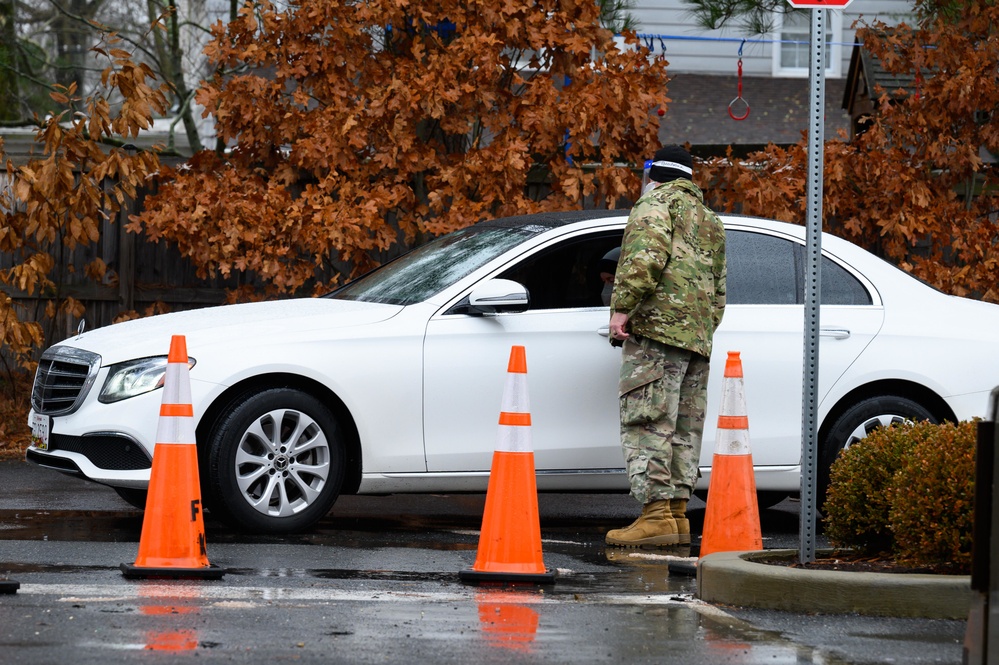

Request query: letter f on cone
[
  {"left": 699, "top": 351, "right": 763, "bottom": 558},
  {"left": 121, "top": 335, "right": 224, "bottom": 579},
  {"left": 460, "top": 346, "right": 555, "bottom": 585}
]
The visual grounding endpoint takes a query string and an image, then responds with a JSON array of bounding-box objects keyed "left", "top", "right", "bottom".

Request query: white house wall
[{"left": 628, "top": 0, "right": 915, "bottom": 78}]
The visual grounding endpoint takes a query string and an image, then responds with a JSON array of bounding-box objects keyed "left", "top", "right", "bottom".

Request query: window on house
[{"left": 773, "top": 9, "right": 843, "bottom": 78}]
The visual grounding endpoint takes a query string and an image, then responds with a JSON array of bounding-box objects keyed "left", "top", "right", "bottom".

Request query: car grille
[
  {"left": 31, "top": 347, "right": 102, "bottom": 415},
  {"left": 47, "top": 433, "right": 152, "bottom": 470}
]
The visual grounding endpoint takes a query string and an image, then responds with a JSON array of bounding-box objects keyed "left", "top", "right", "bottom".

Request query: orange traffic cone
[
  {"left": 121, "top": 335, "right": 224, "bottom": 579},
  {"left": 699, "top": 351, "right": 763, "bottom": 558},
  {"left": 459, "top": 346, "right": 556, "bottom": 585}
]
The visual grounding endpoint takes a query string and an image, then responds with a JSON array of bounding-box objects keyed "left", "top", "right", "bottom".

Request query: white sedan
[{"left": 26, "top": 211, "right": 999, "bottom": 533}]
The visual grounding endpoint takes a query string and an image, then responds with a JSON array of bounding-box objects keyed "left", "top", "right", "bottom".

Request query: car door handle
[
  {"left": 820, "top": 328, "right": 851, "bottom": 340},
  {"left": 597, "top": 326, "right": 610, "bottom": 337}
]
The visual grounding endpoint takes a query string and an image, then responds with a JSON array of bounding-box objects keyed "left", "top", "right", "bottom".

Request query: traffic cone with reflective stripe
[
  {"left": 699, "top": 351, "right": 763, "bottom": 558},
  {"left": 121, "top": 335, "right": 224, "bottom": 579},
  {"left": 460, "top": 346, "right": 556, "bottom": 585}
]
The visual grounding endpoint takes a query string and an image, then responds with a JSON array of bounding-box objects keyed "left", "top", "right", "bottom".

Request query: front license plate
[{"left": 30, "top": 413, "right": 50, "bottom": 451}]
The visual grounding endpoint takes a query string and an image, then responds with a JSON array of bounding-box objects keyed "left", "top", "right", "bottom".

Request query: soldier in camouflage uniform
[{"left": 606, "top": 145, "right": 727, "bottom": 547}]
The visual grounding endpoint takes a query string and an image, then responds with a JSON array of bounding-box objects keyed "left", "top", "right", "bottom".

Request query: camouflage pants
[{"left": 619, "top": 336, "right": 710, "bottom": 504}]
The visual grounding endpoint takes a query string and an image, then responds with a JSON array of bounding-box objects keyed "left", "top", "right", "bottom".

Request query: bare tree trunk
[
  {"left": 53, "top": 0, "right": 88, "bottom": 92},
  {"left": 0, "top": 0, "right": 19, "bottom": 122},
  {"left": 167, "top": 0, "right": 201, "bottom": 152}
]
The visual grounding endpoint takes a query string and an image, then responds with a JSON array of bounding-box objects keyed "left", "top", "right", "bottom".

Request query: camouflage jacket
[{"left": 610, "top": 179, "right": 726, "bottom": 357}]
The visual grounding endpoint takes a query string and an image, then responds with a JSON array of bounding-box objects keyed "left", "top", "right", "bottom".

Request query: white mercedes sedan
[{"left": 26, "top": 210, "right": 999, "bottom": 532}]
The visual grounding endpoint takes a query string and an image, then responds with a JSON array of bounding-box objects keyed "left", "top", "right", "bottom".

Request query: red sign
[{"left": 786, "top": 0, "right": 854, "bottom": 7}]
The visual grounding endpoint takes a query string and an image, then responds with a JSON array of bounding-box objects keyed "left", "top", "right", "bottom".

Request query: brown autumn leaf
[
  {"left": 134, "top": 0, "right": 667, "bottom": 293},
  {"left": 704, "top": 2, "right": 999, "bottom": 303},
  {"left": 0, "top": 29, "right": 167, "bottom": 375}
]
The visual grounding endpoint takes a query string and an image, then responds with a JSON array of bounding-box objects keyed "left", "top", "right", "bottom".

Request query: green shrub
[
  {"left": 823, "top": 422, "right": 929, "bottom": 555},
  {"left": 889, "top": 420, "right": 976, "bottom": 571},
  {"left": 823, "top": 419, "right": 978, "bottom": 572}
]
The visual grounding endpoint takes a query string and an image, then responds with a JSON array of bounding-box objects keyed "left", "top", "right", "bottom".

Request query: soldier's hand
[{"left": 609, "top": 312, "right": 630, "bottom": 345}]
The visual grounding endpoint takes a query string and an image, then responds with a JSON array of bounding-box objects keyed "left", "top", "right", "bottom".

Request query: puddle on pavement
[
  {"left": 0, "top": 508, "right": 696, "bottom": 596},
  {"left": 0, "top": 508, "right": 635, "bottom": 553},
  {"left": 1, "top": 561, "right": 693, "bottom": 599},
  {"left": 224, "top": 567, "right": 460, "bottom": 584},
  {"left": 0, "top": 562, "right": 108, "bottom": 575},
  {"left": 0, "top": 509, "right": 142, "bottom": 542},
  {"left": 557, "top": 553, "right": 698, "bottom": 596},
  {"left": 36, "top": 581, "right": 853, "bottom": 664},
  {"left": 847, "top": 631, "right": 961, "bottom": 645},
  {"left": 210, "top": 566, "right": 696, "bottom": 596},
  {"left": 0, "top": 509, "right": 482, "bottom": 548}
]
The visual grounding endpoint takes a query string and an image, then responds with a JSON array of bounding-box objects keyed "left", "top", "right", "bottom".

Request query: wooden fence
[{"left": 1, "top": 182, "right": 269, "bottom": 353}]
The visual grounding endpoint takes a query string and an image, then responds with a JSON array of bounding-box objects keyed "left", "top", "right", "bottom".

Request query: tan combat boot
[
  {"left": 605, "top": 499, "right": 680, "bottom": 547},
  {"left": 670, "top": 498, "right": 691, "bottom": 545}
]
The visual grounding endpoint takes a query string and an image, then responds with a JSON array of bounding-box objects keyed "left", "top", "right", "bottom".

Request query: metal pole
[
  {"left": 799, "top": 8, "right": 826, "bottom": 564},
  {"left": 966, "top": 388, "right": 999, "bottom": 663},
  {"left": 989, "top": 390, "right": 999, "bottom": 661}
]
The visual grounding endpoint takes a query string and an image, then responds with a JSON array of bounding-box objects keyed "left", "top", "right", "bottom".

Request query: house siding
[
  {"left": 628, "top": 0, "right": 915, "bottom": 78},
  {"left": 619, "top": 1, "right": 916, "bottom": 149}
]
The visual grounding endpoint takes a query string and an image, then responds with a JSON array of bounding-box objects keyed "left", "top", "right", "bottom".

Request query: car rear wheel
[
  {"left": 206, "top": 387, "right": 346, "bottom": 533},
  {"left": 818, "top": 395, "right": 937, "bottom": 504}
]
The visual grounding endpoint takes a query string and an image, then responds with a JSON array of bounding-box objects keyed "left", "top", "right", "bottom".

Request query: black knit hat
[
  {"left": 597, "top": 247, "right": 621, "bottom": 275},
  {"left": 648, "top": 144, "right": 693, "bottom": 183}
]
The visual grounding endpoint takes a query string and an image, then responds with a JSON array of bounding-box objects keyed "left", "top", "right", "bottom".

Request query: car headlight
[{"left": 99, "top": 356, "right": 197, "bottom": 403}]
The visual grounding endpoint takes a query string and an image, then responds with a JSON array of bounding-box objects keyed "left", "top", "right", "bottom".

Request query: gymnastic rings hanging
[{"left": 728, "top": 43, "right": 750, "bottom": 121}]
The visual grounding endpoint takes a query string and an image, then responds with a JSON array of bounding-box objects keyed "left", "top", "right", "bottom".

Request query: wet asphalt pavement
[{"left": 0, "top": 460, "right": 966, "bottom": 664}]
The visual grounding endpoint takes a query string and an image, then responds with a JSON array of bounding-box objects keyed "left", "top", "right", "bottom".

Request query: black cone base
[
  {"left": 459, "top": 568, "right": 556, "bottom": 586},
  {"left": 120, "top": 563, "right": 226, "bottom": 580}
]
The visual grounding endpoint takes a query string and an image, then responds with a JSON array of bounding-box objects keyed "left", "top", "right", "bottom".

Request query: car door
[
  {"left": 422, "top": 229, "right": 625, "bottom": 475},
  {"left": 705, "top": 227, "right": 885, "bottom": 468}
]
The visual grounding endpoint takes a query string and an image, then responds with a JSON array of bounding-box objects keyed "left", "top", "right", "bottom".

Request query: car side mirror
[{"left": 465, "top": 279, "right": 530, "bottom": 316}]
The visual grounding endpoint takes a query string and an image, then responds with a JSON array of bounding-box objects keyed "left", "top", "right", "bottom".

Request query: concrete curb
[{"left": 696, "top": 549, "right": 972, "bottom": 619}]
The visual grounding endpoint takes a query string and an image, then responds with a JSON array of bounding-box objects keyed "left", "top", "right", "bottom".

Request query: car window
[
  {"left": 330, "top": 225, "right": 542, "bottom": 305},
  {"left": 726, "top": 229, "right": 872, "bottom": 306},
  {"left": 497, "top": 232, "right": 623, "bottom": 310},
  {"left": 819, "top": 256, "right": 872, "bottom": 305},
  {"left": 726, "top": 230, "right": 798, "bottom": 305}
]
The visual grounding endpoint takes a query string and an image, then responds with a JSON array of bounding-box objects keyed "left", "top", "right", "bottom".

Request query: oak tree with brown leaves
[
  {"left": 132, "top": 0, "right": 670, "bottom": 295},
  {"left": 0, "top": 33, "right": 167, "bottom": 378},
  {"left": 701, "top": 0, "right": 998, "bottom": 302},
  {"left": 0, "top": 31, "right": 165, "bottom": 457}
]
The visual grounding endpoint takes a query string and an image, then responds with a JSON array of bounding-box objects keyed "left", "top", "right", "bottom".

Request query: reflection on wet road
[
  {"left": 0, "top": 478, "right": 963, "bottom": 664},
  {"left": 11, "top": 579, "right": 847, "bottom": 664}
]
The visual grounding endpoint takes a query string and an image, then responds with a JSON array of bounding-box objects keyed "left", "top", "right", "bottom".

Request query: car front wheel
[
  {"left": 818, "top": 394, "right": 937, "bottom": 503},
  {"left": 207, "top": 387, "right": 346, "bottom": 533}
]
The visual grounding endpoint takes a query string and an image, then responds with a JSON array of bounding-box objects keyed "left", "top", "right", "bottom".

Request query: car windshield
[{"left": 329, "top": 224, "right": 542, "bottom": 305}]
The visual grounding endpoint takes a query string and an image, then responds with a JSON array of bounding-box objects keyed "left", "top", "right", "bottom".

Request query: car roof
[
  {"left": 478, "top": 209, "right": 810, "bottom": 239},
  {"left": 478, "top": 209, "right": 625, "bottom": 230}
]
